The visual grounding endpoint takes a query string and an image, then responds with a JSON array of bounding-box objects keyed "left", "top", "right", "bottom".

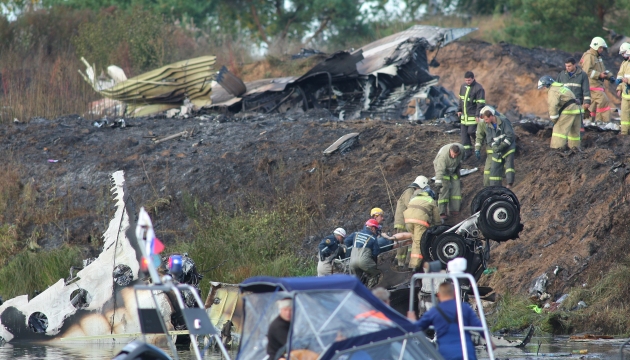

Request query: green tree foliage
[
  {"left": 209, "top": 0, "right": 371, "bottom": 48},
  {"left": 71, "top": 7, "right": 176, "bottom": 73},
  {"left": 41, "top": 0, "right": 216, "bottom": 27},
  {"left": 504, "top": 0, "right": 615, "bottom": 51}
]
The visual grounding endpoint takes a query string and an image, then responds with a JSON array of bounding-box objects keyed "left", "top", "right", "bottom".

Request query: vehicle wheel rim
[
  {"left": 442, "top": 242, "right": 460, "bottom": 259},
  {"left": 492, "top": 207, "right": 509, "bottom": 223}
]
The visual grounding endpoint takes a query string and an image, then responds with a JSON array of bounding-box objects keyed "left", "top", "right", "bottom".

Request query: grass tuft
[
  {"left": 0, "top": 245, "right": 82, "bottom": 299},
  {"left": 168, "top": 194, "right": 317, "bottom": 296}
]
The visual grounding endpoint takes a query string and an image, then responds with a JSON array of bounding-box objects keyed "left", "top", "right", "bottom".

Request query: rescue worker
[
  {"left": 457, "top": 71, "right": 486, "bottom": 159},
  {"left": 616, "top": 43, "right": 630, "bottom": 135},
  {"left": 433, "top": 143, "right": 465, "bottom": 221},
  {"left": 347, "top": 219, "right": 381, "bottom": 287},
  {"left": 580, "top": 37, "right": 612, "bottom": 122},
  {"left": 403, "top": 181, "right": 441, "bottom": 270},
  {"left": 557, "top": 57, "right": 591, "bottom": 137},
  {"left": 393, "top": 175, "right": 429, "bottom": 267},
  {"left": 476, "top": 106, "right": 516, "bottom": 188},
  {"left": 537, "top": 75, "right": 582, "bottom": 150},
  {"left": 317, "top": 228, "right": 347, "bottom": 277},
  {"left": 371, "top": 207, "right": 394, "bottom": 252}
]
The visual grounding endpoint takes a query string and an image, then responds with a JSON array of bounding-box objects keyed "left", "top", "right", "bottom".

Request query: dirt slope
[
  {"left": 3, "top": 110, "right": 630, "bottom": 299},
  {"left": 429, "top": 40, "right": 623, "bottom": 116}
]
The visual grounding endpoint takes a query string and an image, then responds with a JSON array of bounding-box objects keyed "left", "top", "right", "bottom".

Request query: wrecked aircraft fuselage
[
  {"left": 0, "top": 171, "right": 175, "bottom": 344},
  {"left": 212, "top": 26, "right": 475, "bottom": 121}
]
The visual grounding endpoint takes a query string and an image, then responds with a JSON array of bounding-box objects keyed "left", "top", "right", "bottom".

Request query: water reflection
[
  {"left": 0, "top": 337, "right": 626, "bottom": 360},
  {"left": 0, "top": 342, "right": 235, "bottom": 360}
]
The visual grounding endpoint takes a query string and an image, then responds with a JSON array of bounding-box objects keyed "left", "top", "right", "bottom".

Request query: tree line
[{"left": 2, "top": 0, "right": 630, "bottom": 53}]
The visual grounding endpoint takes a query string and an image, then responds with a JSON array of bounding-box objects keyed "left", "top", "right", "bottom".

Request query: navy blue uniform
[
  {"left": 318, "top": 234, "right": 342, "bottom": 261},
  {"left": 345, "top": 228, "right": 380, "bottom": 259}
]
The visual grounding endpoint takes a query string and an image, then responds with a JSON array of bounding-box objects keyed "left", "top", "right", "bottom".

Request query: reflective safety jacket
[
  {"left": 617, "top": 60, "right": 630, "bottom": 100},
  {"left": 557, "top": 66, "right": 591, "bottom": 105},
  {"left": 547, "top": 82, "right": 580, "bottom": 122},
  {"left": 394, "top": 185, "right": 418, "bottom": 230},
  {"left": 458, "top": 80, "right": 486, "bottom": 126},
  {"left": 580, "top": 48, "right": 607, "bottom": 88},
  {"left": 318, "top": 234, "right": 342, "bottom": 261},
  {"left": 475, "top": 113, "right": 516, "bottom": 157},
  {"left": 344, "top": 229, "right": 379, "bottom": 258},
  {"left": 433, "top": 143, "right": 465, "bottom": 184},
  {"left": 403, "top": 191, "right": 441, "bottom": 228}
]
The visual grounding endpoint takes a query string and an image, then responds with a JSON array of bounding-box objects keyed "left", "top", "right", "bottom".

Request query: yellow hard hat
[{"left": 371, "top": 207, "right": 384, "bottom": 216}]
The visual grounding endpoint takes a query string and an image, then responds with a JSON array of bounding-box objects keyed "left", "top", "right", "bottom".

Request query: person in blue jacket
[
  {"left": 347, "top": 219, "right": 381, "bottom": 286},
  {"left": 407, "top": 282, "right": 484, "bottom": 360},
  {"left": 317, "top": 228, "right": 347, "bottom": 276}
]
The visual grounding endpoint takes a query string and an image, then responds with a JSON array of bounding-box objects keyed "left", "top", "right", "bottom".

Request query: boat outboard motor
[{"left": 112, "top": 340, "right": 171, "bottom": 360}]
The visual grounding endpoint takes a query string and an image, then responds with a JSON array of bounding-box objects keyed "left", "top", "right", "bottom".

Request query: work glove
[
  {"left": 475, "top": 150, "right": 481, "bottom": 160},
  {"left": 434, "top": 182, "right": 442, "bottom": 193}
]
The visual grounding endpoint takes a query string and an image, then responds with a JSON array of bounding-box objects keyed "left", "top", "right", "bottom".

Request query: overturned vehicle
[{"left": 212, "top": 26, "right": 475, "bottom": 121}]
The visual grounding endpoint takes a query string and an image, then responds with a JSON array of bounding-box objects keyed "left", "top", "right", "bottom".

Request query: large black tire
[
  {"left": 420, "top": 225, "right": 451, "bottom": 261},
  {"left": 478, "top": 195, "right": 522, "bottom": 241},
  {"left": 470, "top": 186, "right": 520, "bottom": 214},
  {"left": 434, "top": 233, "right": 469, "bottom": 266}
]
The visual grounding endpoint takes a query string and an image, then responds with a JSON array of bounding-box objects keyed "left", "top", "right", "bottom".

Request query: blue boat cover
[{"left": 240, "top": 274, "right": 416, "bottom": 333}]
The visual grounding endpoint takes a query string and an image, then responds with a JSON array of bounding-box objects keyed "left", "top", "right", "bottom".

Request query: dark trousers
[{"left": 460, "top": 124, "right": 477, "bottom": 156}]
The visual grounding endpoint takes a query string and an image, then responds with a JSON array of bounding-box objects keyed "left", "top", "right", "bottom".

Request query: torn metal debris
[
  {"left": 81, "top": 56, "right": 217, "bottom": 117},
  {"left": 211, "top": 26, "right": 475, "bottom": 121},
  {"left": 0, "top": 171, "right": 176, "bottom": 344},
  {"left": 323, "top": 132, "right": 360, "bottom": 155}
]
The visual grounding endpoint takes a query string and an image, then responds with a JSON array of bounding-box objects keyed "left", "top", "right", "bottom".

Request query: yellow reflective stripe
[
  {"left": 561, "top": 109, "right": 581, "bottom": 115},
  {"left": 483, "top": 171, "right": 490, "bottom": 174},
  {"left": 489, "top": 177, "right": 502, "bottom": 180},
  {"left": 459, "top": 95, "right": 465, "bottom": 99},
  {"left": 464, "top": 145, "right": 472, "bottom": 149},
  {"left": 492, "top": 157, "right": 503, "bottom": 162},
  {"left": 567, "top": 136, "right": 580, "bottom": 141},
  {"left": 463, "top": 86, "right": 471, "bottom": 119},
  {"left": 552, "top": 133, "right": 568, "bottom": 139},
  {"left": 443, "top": 176, "right": 451, "bottom": 180},
  {"left": 438, "top": 199, "right": 449, "bottom": 204},
  {"left": 450, "top": 196, "right": 462, "bottom": 200},
  {"left": 502, "top": 149, "right": 515, "bottom": 158},
  {"left": 475, "top": 99, "right": 486, "bottom": 103},
  {"left": 452, "top": 175, "right": 459, "bottom": 180},
  {"left": 621, "top": 121, "right": 630, "bottom": 125},
  {"left": 506, "top": 168, "right": 515, "bottom": 173},
  {"left": 486, "top": 149, "right": 493, "bottom": 154},
  {"left": 623, "top": 93, "right": 630, "bottom": 99}
]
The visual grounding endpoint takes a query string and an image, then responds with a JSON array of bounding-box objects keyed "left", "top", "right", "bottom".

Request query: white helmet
[
  {"left": 590, "top": 36, "right": 608, "bottom": 50},
  {"left": 413, "top": 175, "right": 429, "bottom": 188},
  {"left": 620, "top": 42, "right": 630, "bottom": 55},
  {"left": 479, "top": 105, "right": 496, "bottom": 115},
  {"left": 333, "top": 228, "right": 346, "bottom": 238}
]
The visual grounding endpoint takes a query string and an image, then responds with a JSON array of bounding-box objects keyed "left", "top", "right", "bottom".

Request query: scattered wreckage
[
  {"left": 86, "top": 26, "right": 474, "bottom": 120},
  {"left": 81, "top": 56, "right": 216, "bottom": 117},
  {"left": 211, "top": 25, "right": 475, "bottom": 121},
  {"left": 0, "top": 171, "right": 203, "bottom": 345}
]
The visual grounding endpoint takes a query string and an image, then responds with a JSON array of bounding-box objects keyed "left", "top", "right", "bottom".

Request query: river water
[{"left": 0, "top": 337, "right": 626, "bottom": 359}]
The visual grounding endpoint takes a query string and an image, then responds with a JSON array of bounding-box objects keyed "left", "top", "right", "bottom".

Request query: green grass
[
  {"left": 0, "top": 245, "right": 82, "bottom": 299},
  {"left": 169, "top": 194, "right": 317, "bottom": 296}
]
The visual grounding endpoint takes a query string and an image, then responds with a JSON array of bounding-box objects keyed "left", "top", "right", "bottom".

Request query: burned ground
[
  {"left": 4, "top": 108, "right": 630, "bottom": 280},
  {"left": 2, "top": 40, "right": 630, "bottom": 333}
]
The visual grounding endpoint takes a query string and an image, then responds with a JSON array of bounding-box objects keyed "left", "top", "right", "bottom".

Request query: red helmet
[{"left": 365, "top": 219, "right": 380, "bottom": 228}]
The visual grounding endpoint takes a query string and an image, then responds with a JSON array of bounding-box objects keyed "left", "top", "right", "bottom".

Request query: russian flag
[{"left": 148, "top": 236, "right": 164, "bottom": 255}]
